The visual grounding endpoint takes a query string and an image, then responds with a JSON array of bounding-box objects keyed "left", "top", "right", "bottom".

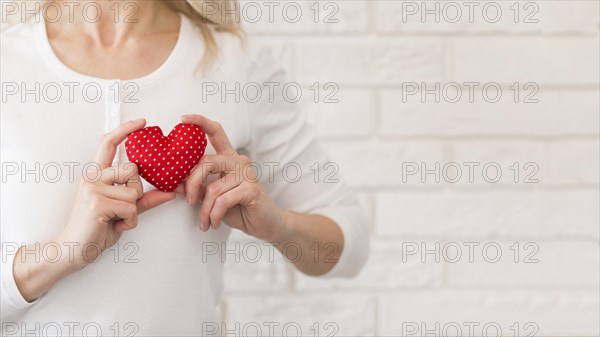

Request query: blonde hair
[
  {"left": 1, "top": 0, "right": 245, "bottom": 69},
  {"left": 166, "top": 0, "right": 245, "bottom": 68}
]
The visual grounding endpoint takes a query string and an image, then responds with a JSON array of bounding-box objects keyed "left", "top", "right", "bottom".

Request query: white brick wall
[{"left": 223, "top": 1, "right": 600, "bottom": 336}]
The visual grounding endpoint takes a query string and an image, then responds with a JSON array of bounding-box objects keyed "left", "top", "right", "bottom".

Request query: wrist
[
  {"left": 265, "top": 210, "right": 295, "bottom": 246},
  {"left": 13, "top": 241, "right": 76, "bottom": 303},
  {"left": 54, "top": 236, "right": 90, "bottom": 273}
]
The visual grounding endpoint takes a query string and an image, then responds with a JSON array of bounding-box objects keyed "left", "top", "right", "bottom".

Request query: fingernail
[{"left": 186, "top": 195, "right": 192, "bottom": 204}]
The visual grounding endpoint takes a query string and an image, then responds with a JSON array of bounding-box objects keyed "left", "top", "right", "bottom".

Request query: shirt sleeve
[
  {"left": 240, "top": 46, "right": 370, "bottom": 278},
  {"left": 1, "top": 244, "right": 37, "bottom": 319}
]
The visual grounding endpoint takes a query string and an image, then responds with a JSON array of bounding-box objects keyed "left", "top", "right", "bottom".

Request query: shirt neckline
[{"left": 35, "top": 12, "right": 192, "bottom": 89}]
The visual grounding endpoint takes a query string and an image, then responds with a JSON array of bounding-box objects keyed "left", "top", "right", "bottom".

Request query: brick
[
  {"left": 375, "top": 190, "right": 600, "bottom": 239},
  {"left": 376, "top": 1, "right": 600, "bottom": 35},
  {"left": 379, "top": 290, "right": 600, "bottom": 336},
  {"left": 447, "top": 241, "right": 600, "bottom": 287},
  {"left": 320, "top": 140, "right": 446, "bottom": 187},
  {"left": 450, "top": 140, "right": 600, "bottom": 186},
  {"left": 295, "top": 239, "right": 444, "bottom": 290},
  {"left": 298, "top": 38, "right": 445, "bottom": 85},
  {"left": 224, "top": 294, "right": 376, "bottom": 336},
  {"left": 380, "top": 88, "right": 600, "bottom": 136},
  {"left": 453, "top": 37, "right": 599, "bottom": 85}
]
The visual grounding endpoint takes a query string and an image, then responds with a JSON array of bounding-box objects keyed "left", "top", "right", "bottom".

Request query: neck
[{"left": 46, "top": 0, "right": 178, "bottom": 47}]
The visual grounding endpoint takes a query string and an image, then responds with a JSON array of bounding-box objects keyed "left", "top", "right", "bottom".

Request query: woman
[{"left": 0, "top": 0, "right": 369, "bottom": 335}]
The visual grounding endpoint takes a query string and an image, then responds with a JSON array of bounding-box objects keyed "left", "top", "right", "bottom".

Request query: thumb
[
  {"left": 137, "top": 190, "right": 177, "bottom": 214},
  {"left": 113, "top": 190, "right": 176, "bottom": 232}
]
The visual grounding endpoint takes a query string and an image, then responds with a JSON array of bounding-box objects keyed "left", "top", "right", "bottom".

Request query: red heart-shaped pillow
[{"left": 125, "top": 123, "right": 207, "bottom": 192}]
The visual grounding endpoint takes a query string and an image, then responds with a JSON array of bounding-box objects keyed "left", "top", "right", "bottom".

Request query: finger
[
  {"left": 112, "top": 220, "right": 129, "bottom": 234},
  {"left": 95, "top": 119, "right": 146, "bottom": 169},
  {"left": 184, "top": 184, "right": 207, "bottom": 204},
  {"left": 181, "top": 114, "right": 235, "bottom": 155},
  {"left": 98, "top": 185, "right": 139, "bottom": 204},
  {"left": 100, "top": 163, "right": 143, "bottom": 198},
  {"left": 176, "top": 182, "right": 205, "bottom": 201},
  {"left": 185, "top": 154, "right": 242, "bottom": 204},
  {"left": 199, "top": 174, "right": 242, "bottom": 231},
  {"left": 126, "top": 171, "right": 144, "bottom": 199},
  {"left": 113, "top": 190, "right": 176, "bottom": 232},
  {"left": 174, "top": 183, "right": 186, "bottom": 196},
  {"left": 104, "top": 199, "right": 138, "bottom": 232},
  {"left": 209, "top": 183, "right": 255, "bottom": 231},
  {"left": 137, "top": 190, "right": 177, "bottom": 214}
]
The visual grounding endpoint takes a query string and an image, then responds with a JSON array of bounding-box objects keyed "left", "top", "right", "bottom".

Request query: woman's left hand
[{"left": 180, "top": 114, "right": 287, "bottom": 241}]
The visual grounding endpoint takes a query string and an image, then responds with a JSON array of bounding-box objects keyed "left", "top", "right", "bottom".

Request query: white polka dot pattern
[{"left": 125, "top": 123, "right": 207, "bottom": 192}]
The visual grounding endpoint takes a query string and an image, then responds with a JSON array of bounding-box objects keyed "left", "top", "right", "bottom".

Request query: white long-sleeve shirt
[{"left": 0, "top": 13, "right": 369, "bottom": 335}]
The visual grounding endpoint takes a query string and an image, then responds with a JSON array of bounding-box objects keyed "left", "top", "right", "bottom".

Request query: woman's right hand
[
  {"left": 57, "top": 119, "right": 176, "bottom": 268},
  {"left": 13, "top": 119, "right": 175, "bottom": 302}
]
